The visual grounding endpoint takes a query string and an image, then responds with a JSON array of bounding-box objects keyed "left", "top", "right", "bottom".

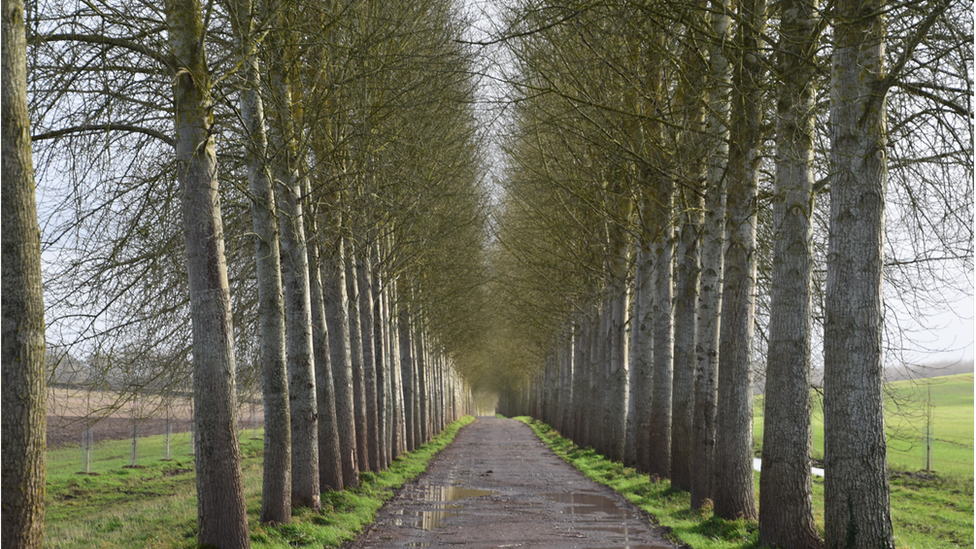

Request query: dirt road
[{"left": 351, "top": 417, "right": 675, "bottom": 549}]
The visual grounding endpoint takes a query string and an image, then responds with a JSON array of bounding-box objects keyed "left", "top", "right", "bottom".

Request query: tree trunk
[
  {"left": 758, "top": 0, "right": 823, "bottom": 542},
  {"left": 323, "top": 235, "right": 360, "bottom": 488},
  {"left": 345, "top": 250, "right": 370, "bottom": 471},
  {"left": 309, "top": 237, "right": 343, "bottom": 493},
  {"left": 164, "top": 0, "right": 250, "bottom": 544},
  {"left": 372, "top": 248, "right": 390, "bottom": 469},
  {"left": 671, "top": 186, "right": 701, "bottom": 492},
  {"left": 272, "top": 77, "right": 320, "bottom": 513},
  {"left": 607, "top": 215, "right": 631, "bottom": 463},
  {"left": 560, "top": 328, "right": 575, "bottom": 437},
  {"left": 357, "top": 243, "right": 380, "bottom": 471},
  {"left": 648, "top": 179, "right": 674, "bottom": 481},
  {"left": 691, "top": 0, "right": 731, "bottom": 510},
  {"left": 712, "top": 0, "right": 765, "bottom": 519},
  {"left": 399, "top": 303, "right": 416, "bottom": 451},
  {"left": 387, "top": 281, "right": 405, "bottom": 458},
  {"left": 572, "top": 316, "right": 588, "bottom": 444},
  {"left": 823, "top": 0, "right": 894, "bottom": 544},
  {"left": 417, "top": 330, "right": 430, "bottom": 443},
  {"left": 1, "top": 0, "right": 47, "bottom": 543},
  {"left": 226, "top": 0, "right": 291, "bottom": 521},
  {"left": 633, "top": 240, "right": 654, "bottom": 473}
]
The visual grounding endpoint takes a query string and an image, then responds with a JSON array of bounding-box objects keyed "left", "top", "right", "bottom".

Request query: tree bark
[
  {"left": 357, "top": 243, "right": 381, "bottom": 471},
  {"left": 372, "top": 247, "right": 390, "bottom": 469},
  {"left": 225, "top": 0, "right": 291, "bottom": 522},
  {"left": 823, "top": 0, "right": 894, "bottom": 544},
  {"left": 309, "top": 237, "right": 343, "bottom": 493},
  {"left": 758, "top": 0, "right": 823, "bottom": 542},
  {"left": 691, "top": 0, "right": 731, "bottom": 510},
  {"left": 648, "top": 179, "right": 674, "bottom": 481},
  {"left": 633, "top": 239, "right": 654, "bottom": 473},
  {"left": 272, "top": 78, "right": 321, "bottom": 513},
  {"left": 607, "top": 230, "right": 631, "bottom": 462},
  {"left": 387, "top": 280, "right": 405, "bottom": 458},
  {"left": 712, "top": 0, "right": 765, "bottom": 519},
  {"left": 345, "top": 249, "right": 370, "bottom": 471},
  {"left": 1, "top": 0, "right": 47, "bottom": 543},
  {"left": 417, "top": 329, "right": 430, "bottom": 443},
  {"left": 671, "top": 186, "right": 701, "bottom": 492},
  {"left": 323, "top": 235, "right": 360, "bottom": 488},
  {"left": 399, "top": 302, "right": 417, "bottom": 451},
  {"left": 164, "top": 0, "right": 250, "bottom": 544}
]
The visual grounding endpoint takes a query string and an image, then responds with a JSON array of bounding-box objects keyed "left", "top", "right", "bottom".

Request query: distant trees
[{"left": 2, "top": 0, "right": 47, "bottom": 546}]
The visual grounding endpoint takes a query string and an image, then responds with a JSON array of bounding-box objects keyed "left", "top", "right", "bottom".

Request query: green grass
[
  {"left": 518, "top": 412, "right": 973, "bottom": 549},
  {"left": 755, "top": 373, "right": 974, "bottom": 478},
  {"left": 45, "top": 416, "right": 475, "bottom": 548}
]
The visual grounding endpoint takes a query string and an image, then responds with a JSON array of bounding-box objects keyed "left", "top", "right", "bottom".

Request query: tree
[
  {"left": 264, "top": 3, "right": 321, "bottom": 510},
  {"left": 712, "top": 0, "right": 765, "bottom": 519},
  {"left": 2, "top": 0, "right": 47, "bottom": 545},
  {"left": 164, "top": 0, "right": 250, "bottom": 544},
  {"left": 757, "top": 0, "right": 824, "bottom": 540},
  {"left": 225, "top": 0, "right": 292, "bottom": 522},
  {"left": 822, "top": 0, "right": 896, "bottom": 543},
  {"left": 690, "top": 0, "right": 732, "bottom": 510}
]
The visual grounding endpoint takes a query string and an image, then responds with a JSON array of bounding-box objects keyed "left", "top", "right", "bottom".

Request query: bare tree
[
  {"left": 758, "top": 0, "right": 824, "bottom": 540},
  {"left": 712, "top": 0, "right": 765, "bottom": 519},
  {"left": 164, "top": 0, "right": 250, "bottom": 544},
  {"left": 822, "top": 0, "right": 898, "bottom": 544},
  {"left": 224, "top": 0, "right": 292, "bottom": 523}
]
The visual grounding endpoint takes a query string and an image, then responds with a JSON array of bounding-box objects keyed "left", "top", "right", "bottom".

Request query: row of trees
[
  {"left": 4, "top": 0, "right": 492, "bottom": 547},
  {"left": 489, "top": 1, "right": 970, "bottom": 549}
]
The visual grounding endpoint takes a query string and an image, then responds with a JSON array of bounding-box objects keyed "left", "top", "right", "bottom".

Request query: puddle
[
  {"left": 392, "top": 508, "right": 462, "bottom": 530},
  {"left": 392, "top": 485, "right": 497, "bottom": 531},
  {"left": 419, "top": 485, "right": 496, "bottom": 502},
  {"left": 542, "top": 492, "right": 632, "bottom": 518}
]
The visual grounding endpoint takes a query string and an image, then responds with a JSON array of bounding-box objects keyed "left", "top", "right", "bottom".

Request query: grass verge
[
  {"left": 517, "top": 416, "right": 973, "bottom": 549},
  {"left": 45, "top": 415, "right": 475, "bottom": 549}
]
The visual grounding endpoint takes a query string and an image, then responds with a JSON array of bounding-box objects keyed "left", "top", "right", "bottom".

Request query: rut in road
[{"left": 352, "top": 417, "right": 676, "bottom": 549}]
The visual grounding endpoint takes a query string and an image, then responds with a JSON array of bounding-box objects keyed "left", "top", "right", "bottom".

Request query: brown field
[{"left": 46, "top": 387, "right": 264, "bottom": 448}]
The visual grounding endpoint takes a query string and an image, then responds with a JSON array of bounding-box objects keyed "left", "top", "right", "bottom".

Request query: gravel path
[{"left": 351, "top": 416, "right": 675, "bottom": 549}]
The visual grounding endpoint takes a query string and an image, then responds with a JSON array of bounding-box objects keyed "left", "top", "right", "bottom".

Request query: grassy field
[
  {"left": 520, "top": 416, "right": 974, "bottom": 549},
  {"left": 44, "top": 416, "right": 475, "bottom": 549},
  {"left": 754, "top": 373, "right": 974, "bottom": 478}
]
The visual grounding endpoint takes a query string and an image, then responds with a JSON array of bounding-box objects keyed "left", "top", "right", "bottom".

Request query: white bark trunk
[
  {"left": 226, "top": 0, "right": 291, "bottom": 520},
  {"left": 823, "top": 0, "right": 894, "bottom": 544},
  {"left": 323, "top": 235, "right": 360, "bottom": 488},
  {"left": 713, "top": 0, "right": 765, "bottom": 518},
  {"left": 165, "top": 0, "right": 250, "bottom": 543},
  {"left": 691, "top": 0, "right": 731, "bottom": 509},
  {"left": 759, "top": 0, "right": 823, "bottom": 541}
]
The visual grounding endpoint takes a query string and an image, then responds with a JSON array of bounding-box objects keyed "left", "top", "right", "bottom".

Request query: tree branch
[
  {"left": 32, "top": 124, "right": 175, "bottom": 148},
  {"left": 38, "top": 33, "right": 174, "bottom": 74}
]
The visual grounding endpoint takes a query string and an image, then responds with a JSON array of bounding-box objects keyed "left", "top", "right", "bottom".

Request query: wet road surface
[{"left": 350, "top": 417, "right": 675, "bottom": 549}]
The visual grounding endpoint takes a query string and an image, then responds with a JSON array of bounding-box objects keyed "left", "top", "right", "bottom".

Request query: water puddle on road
[
  {"left": 420, "top": 485, "right": 496, "bottom": 502},
  {"left": 542, "top": 492, "right": 633, "bottom": 518},
  {"left": 392, "top": 485, "right": 498, "bottom": 530}
]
